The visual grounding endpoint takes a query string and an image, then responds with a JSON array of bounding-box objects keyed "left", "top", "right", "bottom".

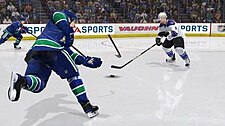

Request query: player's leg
[
  {"left": 0, "top": 31, "right": 11, "bottom": 45},
  {"left": 67, "top": 76, "right": 99, "bottom": 118},
  {"left": 8, "top": 71, "right": 27, "bottom": 101},
  {"left": 12, "top": 34, "right": 23, "bottom": 49},
  {"left": 8, "top": 52, "right": 52, "bottom": 101},
  {"left": 162, "top": 38, "right": 175, "bottom": 62},
  {"left": 52, "top": 50, "right": 99, "bottom": 118},
  {"left": 173, "top": 37, "right": 190, "bottom": 67}
]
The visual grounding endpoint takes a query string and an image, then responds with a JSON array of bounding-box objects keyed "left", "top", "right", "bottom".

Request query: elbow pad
[{"left": 158, "top": 31, "right": 169, "bottom": 37}]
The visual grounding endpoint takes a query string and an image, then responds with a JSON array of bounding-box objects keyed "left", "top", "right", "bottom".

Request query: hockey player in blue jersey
[
  {"left": 0, "top": 17, "right": 28, "bottom": 49},
  {"left": 155, "top": 12, "right": 190, "bottom": 67},
  {"left": 8, "top": 9, "right": 102, "bottom": 118}
]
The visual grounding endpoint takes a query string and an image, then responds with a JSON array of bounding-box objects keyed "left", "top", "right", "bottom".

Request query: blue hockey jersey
[
  {"left": 4, "top": 21, "right": 26, "bottom": 35},
  {"left": 31, "top": 11, "right": 74, "bottom": 51}
]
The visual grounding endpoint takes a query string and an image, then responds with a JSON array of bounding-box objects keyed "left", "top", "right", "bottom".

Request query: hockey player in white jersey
[{"left": 155, "top": 12, "right": 190, "bottom": 67}]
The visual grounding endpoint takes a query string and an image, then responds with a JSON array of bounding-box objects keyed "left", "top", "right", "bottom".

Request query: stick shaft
[
  {"left": 71, "top": 45, "right": 86, "bottom": 57},
  {"left": 108, "top": 34, "right": 122, "bottom": 58},
  {"left": 111, "top": 43, "right": 156, "bottom": 69}
]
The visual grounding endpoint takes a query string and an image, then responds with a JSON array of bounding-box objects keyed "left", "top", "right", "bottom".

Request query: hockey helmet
[
  {"left": 20, "top": 17, "right": 26, "bottom": 22},
  {"left": 61, "top": 9, "right": 77, "bottom": 22},
  {"left": 158, "top": 12, "right": 167, "bottom": 19}
]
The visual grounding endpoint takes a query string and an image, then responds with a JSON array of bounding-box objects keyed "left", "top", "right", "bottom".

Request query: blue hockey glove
[
  {"left": 75, "top": 55, "right": 102, "bottom": 68},
  {"left": 158, "top": 31, "right": 169, "bottom": 37},
  {"left": 21, "top": 26, "right": 28, "bottom": 33},
  {"left": 155, "top": 37, "right": 162, "bottom": 46},
  {"left": 82, "top": 56, "right": 102, "bottom": 68}
]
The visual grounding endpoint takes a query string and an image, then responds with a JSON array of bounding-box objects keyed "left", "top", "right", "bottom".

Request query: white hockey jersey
[{"left": 159, "top": 19, "right": 185, "bottom": 41}]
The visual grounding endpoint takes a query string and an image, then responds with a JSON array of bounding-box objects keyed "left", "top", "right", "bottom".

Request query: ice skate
[
  {"left": 14, "top": 44, "right": 21, "bottom": 50},
  {"left": 8, "top": 72, "right": 26, "bottom": 101},
  {"left": 185, "top": 58, "right": 190, "bottom": 67},
  {"left": 81, "top": 101, "right": 99, "bottom": 118},
  {"left": 166, "top": 54, "right": 176, "bottom": 63}
]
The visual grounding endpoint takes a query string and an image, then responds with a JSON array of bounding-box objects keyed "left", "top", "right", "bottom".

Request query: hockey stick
[
  {"left": 111, "top": 43, "right": 156, "bottom": 69},
  {"left": 108, "top": 34, "right": 122, "bottom": 58},
  {"left": 71, "top": 45, "right": 86, "bottom": 57},
  {"left": 27, "top": 32, "right": 86, "bottom": 57},
  {"left": 28, "top": 32, "right": 38, "bottom": 39}
]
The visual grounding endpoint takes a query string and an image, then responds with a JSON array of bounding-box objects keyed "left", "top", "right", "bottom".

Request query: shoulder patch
[
  {"left": 52, "top": 12, "right": 67, "bottom": 24},
  {"left": 167, "top": 19, "right": 175, "bottom": 26}
]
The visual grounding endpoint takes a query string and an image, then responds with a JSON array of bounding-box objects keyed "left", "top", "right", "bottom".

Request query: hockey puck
[{"left": 109, "top": 74, "right": 115, "bottom": 77}]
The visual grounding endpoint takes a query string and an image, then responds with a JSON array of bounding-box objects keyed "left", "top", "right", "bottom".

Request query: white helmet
[{"left": 158, "top": 12, "right": 167, "bottom": 19}]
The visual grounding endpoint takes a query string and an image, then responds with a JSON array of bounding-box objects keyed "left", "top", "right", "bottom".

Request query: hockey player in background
[
  {"left": 155, "top": 12, "right": 190, "bottom": 67},
  {"left": 0, "top": 17, "right": 28, "bottom": 49},
  {"left": 8, "top": 9, "right": 102, "bottom": 118}
]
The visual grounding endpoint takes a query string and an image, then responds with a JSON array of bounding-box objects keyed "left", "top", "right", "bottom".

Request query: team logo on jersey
[{"left": 217, "top": 25, "right": 225, "bottom": 32}]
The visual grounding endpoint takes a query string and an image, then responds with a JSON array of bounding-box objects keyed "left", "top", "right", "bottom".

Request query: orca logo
[{"left": 217, "top": 25, "right": 225, "bottom": 32}]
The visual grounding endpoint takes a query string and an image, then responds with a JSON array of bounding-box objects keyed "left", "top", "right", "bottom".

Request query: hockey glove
[
  {"left": 158, "top": 31, "right": 169, "bottom": 37},
  {"left": 75, "top": 55, "right": 102, "bottom": 68},
  {"left": 64, "top": 32, "right": 74, "bottom": 47},
  {"left": 155, "top": 37, "right": 162, "bottom": 46},
  {"left": 82, "top": 56, "right": 102, "bottom": 68},
  {"left": 21, "top": 26, "right": 28, "bottom": 33}
]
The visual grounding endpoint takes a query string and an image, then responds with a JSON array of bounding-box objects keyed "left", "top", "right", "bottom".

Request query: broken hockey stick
[
  {"left": 27, "top": 32, "right": 86, "bottom": 57},
  {"left": 111, "top": 43, "right": 156, "bottom": 69},
  {"left": 108, "top": 34, "right": 122, "bottom": 58}
]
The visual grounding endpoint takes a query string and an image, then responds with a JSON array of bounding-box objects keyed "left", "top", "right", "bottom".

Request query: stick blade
[
  {"left": 115, "top": 54, "right": 122, "bottom": 58},
  {"left": 111, "top": 65, "right": 123, "bottom": 69}
]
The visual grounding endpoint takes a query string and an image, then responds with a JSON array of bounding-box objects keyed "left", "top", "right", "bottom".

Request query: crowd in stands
[
  {"left": 43, "top": 0, "right": 224, "bottom": 23},
  {"left": 0, "top": 0, "right": 224, "bottom": 24},
  {"left": 0, "top": 0, "right": 40, "bottom": 24}
]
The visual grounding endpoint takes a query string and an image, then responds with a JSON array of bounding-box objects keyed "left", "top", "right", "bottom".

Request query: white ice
[{"left": 0, "top": 37, "right": 225, "bottom": 126}]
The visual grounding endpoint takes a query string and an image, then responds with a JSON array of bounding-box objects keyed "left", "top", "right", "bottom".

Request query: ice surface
[{"left": 0, "top": 37, "right": 225, "bottom": 126}]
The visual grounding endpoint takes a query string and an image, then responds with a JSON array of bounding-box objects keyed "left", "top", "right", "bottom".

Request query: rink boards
[{"left": 1, "top": 23, "right": 225, "bottom": 40}]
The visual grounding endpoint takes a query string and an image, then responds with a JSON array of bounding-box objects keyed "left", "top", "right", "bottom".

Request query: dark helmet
[
  {"left": 61, "top": 9, "right": 77, "bottom": 22},
  {"left": 20, "top": 17, "right": 26, "bottom": 22}
]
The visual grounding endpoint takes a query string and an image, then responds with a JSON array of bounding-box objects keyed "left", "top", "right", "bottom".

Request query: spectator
[
  {"left": 7, "top": 2, "right": 16, "bottom": 12},
  {"left": 29, "top": 8, "right": 39, "bottom": 19},
  {"left": 206, "top": 10, "right": 214, "bottom": 23},
  {"left": 30, "top": 15, "right": 40, "bottom": 24},
  {"left": 25, "top": 3, "right": 33, "bottom": 13},
  {"left": 3, "top": 16, "right": 12, "bottom": 24},
  {"left": 214, "top": 10, "right": 222, "bottom": 23},
  {"left": 21, "top": 9, "right": 29, "bottom": 20},
  {"left": 1, "top": 8, "right": 10, "bottom": 19},
  {"left": 11, "top": 8, "right": 20, "bottom": 21}
]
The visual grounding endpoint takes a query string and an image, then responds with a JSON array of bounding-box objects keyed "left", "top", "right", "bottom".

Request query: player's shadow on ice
[
  {"left": 145, "top": 62, "right": 189, "bottom": 71},
  {"left": 20, "top": 94, "right": 109, "bottom": 126}
]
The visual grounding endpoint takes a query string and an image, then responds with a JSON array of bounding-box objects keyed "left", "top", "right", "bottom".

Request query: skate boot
[
  {"left": 14, "top": 44, "right": 21, "bottom": 50},
  {"left": 8, "top": 72, "right": 27, "bottom": 101},
  {"left": 185, "top": 58, "right": 190, "bottom": 67},
  {"left": 166, "top": 54, "right": 176, "bottom": 63},
  {"left": 81, "top": 101, "right": 99, "bottom": 118}
]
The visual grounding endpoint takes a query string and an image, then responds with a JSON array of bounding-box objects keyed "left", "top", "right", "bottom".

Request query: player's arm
[
  {"left": 52, "top": 12, "right": 74, "bottom": 47},
  {"left": 155, "top": 24, "right": 168, "bottom": 46},
  {"left": 158, "top": 24, "right": 169, "bottom": 37},
  {"left": 63, "top": 47, "right": 102, "bottom": 68}
]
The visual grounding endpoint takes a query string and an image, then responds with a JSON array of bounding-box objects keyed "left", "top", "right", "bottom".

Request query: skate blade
[
  {"left": 87, "top": 111, "right": 99, "bottom": 118},
  {"left": 8, "top": 72, "right": 17, "bottom": 101},
  {"left": 166, "top": 60, "right": 176, "bottom": 63},
  {"left": 14, "top": 48, "right": 21, "bottom": 50}
]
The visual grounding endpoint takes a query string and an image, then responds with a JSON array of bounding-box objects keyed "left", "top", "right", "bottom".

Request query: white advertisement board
[{"left": 1, "top": 23, "right": 225, "bottom": 38}]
